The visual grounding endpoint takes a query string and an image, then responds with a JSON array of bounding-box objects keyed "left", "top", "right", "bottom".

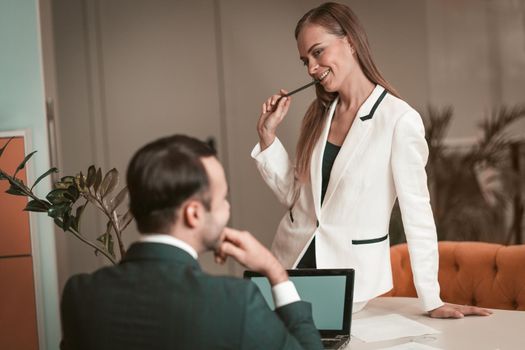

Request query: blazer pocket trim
[{"left": 352, "top": 233, "right": 389, "bottom": 245}]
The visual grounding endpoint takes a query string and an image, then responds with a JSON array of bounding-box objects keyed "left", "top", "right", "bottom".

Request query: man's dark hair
[{"left": 127, "top": 134, "right": 216, "bottom": 233}]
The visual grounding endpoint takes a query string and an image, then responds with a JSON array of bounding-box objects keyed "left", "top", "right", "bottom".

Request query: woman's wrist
[{"left": 258, "top": 133, "right": 275, "bottom": 151}]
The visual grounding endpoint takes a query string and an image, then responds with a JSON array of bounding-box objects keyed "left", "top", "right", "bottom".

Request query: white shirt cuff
[
  {"left": 271, "top": 280, "right": 300, "bottom": 308},
  {"left": 250, "top": 138, "right": 280, "bottom": 160},
  {"left": 250, "top": 142, "right": 263, "bottom": 158}
]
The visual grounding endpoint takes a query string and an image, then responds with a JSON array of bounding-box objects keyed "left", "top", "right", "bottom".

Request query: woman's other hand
[
  {"left": 428, "top": 303, "right": 493, "bottom": 318},
  {"left": 257, "top": 89, "right": 291, "bottom": 151}
]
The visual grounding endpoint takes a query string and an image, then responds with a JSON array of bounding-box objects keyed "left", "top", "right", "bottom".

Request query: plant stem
[
  {"left": 87, "top": 188, "right": 126, "bottom": 259},
  {"left": 35, "top": 195, "right": 117, "bottom": 265},
  {"left": 64, "top": 223, "right": 118, "bottom": 265},
  {"left": 110, "top": 211, "right": 126, "bottom": 260}
]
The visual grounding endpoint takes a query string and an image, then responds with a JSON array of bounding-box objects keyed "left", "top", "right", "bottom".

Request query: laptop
[{"left": 244, "top": 269, "right": 354, "bottom": 350}]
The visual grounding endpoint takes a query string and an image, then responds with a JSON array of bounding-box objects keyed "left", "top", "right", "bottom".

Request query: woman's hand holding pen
[{"left": 257, "top": 89, "right": 291, "bottom": 151}]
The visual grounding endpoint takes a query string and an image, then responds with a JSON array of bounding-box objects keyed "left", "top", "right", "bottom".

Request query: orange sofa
[{"left": 386, "top": 241, "right": 525, "bottom": 310}]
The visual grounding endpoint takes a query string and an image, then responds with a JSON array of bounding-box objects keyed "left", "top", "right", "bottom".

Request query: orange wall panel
[
  {"left": 0, "top": 137, "right": 32, "bottom": 257},
  {"left": 0, "top": 257, "right": 38, "bottom": 350}
]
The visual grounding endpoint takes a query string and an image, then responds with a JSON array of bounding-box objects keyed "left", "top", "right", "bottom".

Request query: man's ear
[{"left": 182, "top": 200, "right": 204, "bottom": 228}]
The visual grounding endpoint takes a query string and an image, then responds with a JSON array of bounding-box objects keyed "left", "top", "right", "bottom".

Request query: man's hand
[
  {"left": 215, "top": 227, "right": 288, "bottom": 286},
  {"left": 428, "top": 303, "right": 493, "bottom": 318}
]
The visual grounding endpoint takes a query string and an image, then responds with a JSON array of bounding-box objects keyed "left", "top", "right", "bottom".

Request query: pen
[
  {"left": 284, "top": 79, "right": 319, "bottom": 97},
  {"left": 273, "top": 79, "right": 319, "bottom": 110}
]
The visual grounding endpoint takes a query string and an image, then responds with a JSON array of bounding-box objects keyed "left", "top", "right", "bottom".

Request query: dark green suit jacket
[{"left": 60, "top": 242, "right": 322, "bottom": 350}]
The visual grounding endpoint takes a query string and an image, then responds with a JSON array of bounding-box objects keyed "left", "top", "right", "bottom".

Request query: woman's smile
[{"left": 317, "top": 68, "right": 331, "bottom": 81}]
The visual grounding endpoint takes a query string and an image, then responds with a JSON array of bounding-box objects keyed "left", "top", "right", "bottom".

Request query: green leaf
[
  {"left": 55, "top": 175, "right": 75, "bottom": 190},
  {"left": 97, "top": 221, "right": 115, "bottom": 258},
  {"left": 24, "top": 200, "right": 51, "bottom": 212},
  {"left": 96, "top": 233, "right": 106, "bottom": 244},
  {"left": 108, "top": 238, "right": 115, "bottom": 258},
  {"left": 54, "top": 217, "right": 64, "bottom": 229},
  {"left": 6, "top": 176, "right": 25, "bottom": 189},
  {"left": 64, "top": 185, "right": 80, "bottom": 202},
  {"left": 86, "top": 166, "right": 96, "bottom": 187},
  {"left": 31, "top": 167, "right": 58, "bottom": 191},
  {"left": 0, "top": 137, "right": 14, "bottom": 158},
  {"left": 46, "top": 188, "right": 71, "bottom": 204},
  {"left": 13, "top": 150, "right": 37, "bottom": 177},
  {"left": 60, "top": 176, "right": 76, "bottom": 184},
  {"left": 111, "top": 187, "right": 128, "bottom": 212},
  {"left": 6, "top": 184, "right": 26, "bottom": 196},
  {"left": 72, "top": 202, "right": 88, "bottom": 232},
  {"left": 77, "top": 172, "right": 86, "bottom": 190},
  {"left": 71, "top": 216, "right": 79, "bottom": 232},
  {"left": 100, "top": 168, "right": 119, "bottom": 198},
  {"left": 54, "top": 181, "right": 69, "bottom": 189},
  {"left": 93, "top": 168, "right": 102, "bottom": 194},
  {"left": 62, "top": 212, "right": 73, "bottom": 231},
  {"left": 47, "top": 203, "right": 71, "bottom": 219},
  {"left": 120, "top": 210, "right": 134, "bottom": 231}
]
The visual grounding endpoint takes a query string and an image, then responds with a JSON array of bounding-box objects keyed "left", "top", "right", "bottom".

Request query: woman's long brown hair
[{"left": 294, "top": 2, "right": 399, "bottom": 181}]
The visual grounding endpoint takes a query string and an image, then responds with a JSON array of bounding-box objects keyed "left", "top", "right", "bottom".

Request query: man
[{"left": 60, "top": 135, "right": 322, "bottom": 350}]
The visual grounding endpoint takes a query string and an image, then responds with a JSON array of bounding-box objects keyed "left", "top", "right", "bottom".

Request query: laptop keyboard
[
  {"left": 321, "top": 337, "right": 349, "bottom": 349},
  {"left": 322, "top": 339, "right": 341, "bottom": 348}
]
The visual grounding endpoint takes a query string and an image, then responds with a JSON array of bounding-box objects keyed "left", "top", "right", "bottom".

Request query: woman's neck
[{"left": 336, "top": 69, "right": 375, "bottom": 113}]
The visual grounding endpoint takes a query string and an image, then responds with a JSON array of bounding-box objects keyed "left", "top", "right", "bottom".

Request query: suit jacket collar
[
  {"left": 357, "top": 85, "right": 388, "bottom": 121},
  {"left": 122, "top": 242, "right": 201, "bottom": 270},
  {"left": 310, "top": 85, "right": 387, "bottom": 217}
]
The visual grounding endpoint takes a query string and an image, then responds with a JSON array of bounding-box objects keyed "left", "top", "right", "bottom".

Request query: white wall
[
  {"left": 425, "top": 0, "right": 525, "bottom": 138},
  {"left": 47, "top": 0, "right": 525, "bottom": 286}
]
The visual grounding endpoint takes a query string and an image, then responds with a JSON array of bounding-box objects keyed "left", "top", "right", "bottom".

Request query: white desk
[{"left": 347, "top": 297, "right": 524, "bottom": 350}]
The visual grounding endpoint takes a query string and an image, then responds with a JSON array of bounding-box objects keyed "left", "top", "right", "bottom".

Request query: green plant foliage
[
  {"left": 0, "top": 138, "right": 133, "bottom": 264},
  {"left": 0, "top": 137, "right": 14, "bottom": 157},
  {"left": 13, "top": 150, "right": 37, "bottom": 177},
  {"left": 31, "top": 167, "right": 58, "bottom": 190},
  {"left": 24, "top": 199, "right": 51, "bottom": 212},
  {"left": 5, "top": 184, "right": 26, "bottom": 196}
]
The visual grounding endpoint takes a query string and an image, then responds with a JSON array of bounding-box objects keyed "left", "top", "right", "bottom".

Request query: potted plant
[{"left": 0, "top": 137, "right": 132, "bottom": 264}]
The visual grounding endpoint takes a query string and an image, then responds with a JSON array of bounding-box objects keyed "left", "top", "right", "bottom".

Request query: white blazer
[{"left": 251, "top": 85, "right": 443, "bottom": 311}]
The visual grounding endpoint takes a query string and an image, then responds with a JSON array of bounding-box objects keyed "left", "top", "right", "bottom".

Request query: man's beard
[{"left": 203, "top": 214, "right": 226, "bottom": 251}]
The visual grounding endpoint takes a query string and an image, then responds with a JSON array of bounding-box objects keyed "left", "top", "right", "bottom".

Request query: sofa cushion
[{"left": 386, "top": 241, "right": 525, "bottom": 310}]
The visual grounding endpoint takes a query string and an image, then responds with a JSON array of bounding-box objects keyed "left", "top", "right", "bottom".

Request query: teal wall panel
[{"left": 0, "top": 0, "right": 60, "bottom": 348}]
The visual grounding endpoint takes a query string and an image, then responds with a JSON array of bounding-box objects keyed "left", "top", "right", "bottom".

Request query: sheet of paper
[
  {"left": 351, "top": 314, "right": 440, "bottom": 343},
  {"left": 378, "top": 342, "right": 443, "bottom": 350}
]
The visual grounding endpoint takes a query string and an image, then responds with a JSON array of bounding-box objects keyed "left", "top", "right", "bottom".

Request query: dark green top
[
  {"left": 321, "top": 141, "right": 342, "bottom": 205},
  {"left": 298, "top": 141, "right": 341, "bottom": 269}
]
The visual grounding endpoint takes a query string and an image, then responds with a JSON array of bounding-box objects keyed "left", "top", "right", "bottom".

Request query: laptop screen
[{"left": 244, "top": 269, "right": 354, "bottom": 337}]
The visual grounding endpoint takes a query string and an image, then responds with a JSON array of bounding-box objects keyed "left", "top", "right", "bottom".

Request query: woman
[{"left": 251, "top": 2, "right": 491, "bottom": 318}]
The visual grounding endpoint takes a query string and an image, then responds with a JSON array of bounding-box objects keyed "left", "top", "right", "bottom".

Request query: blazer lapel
[
  {"left": 310, "top": 97, "right": 339, "bottom": 219},
  {"left": 322, "top": 85, "right": 387, "bottom": 208}
]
